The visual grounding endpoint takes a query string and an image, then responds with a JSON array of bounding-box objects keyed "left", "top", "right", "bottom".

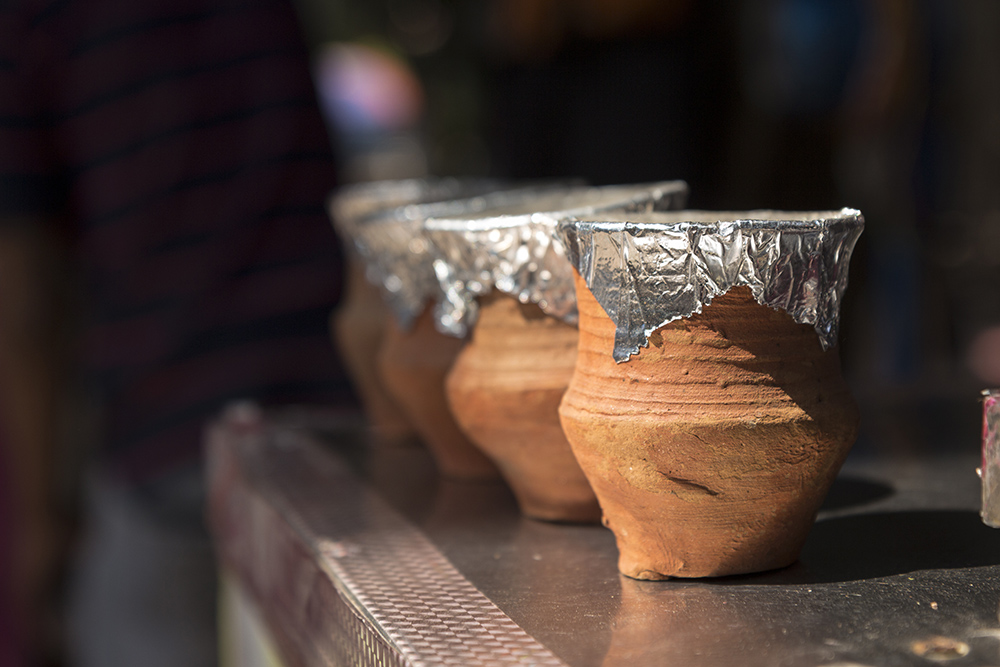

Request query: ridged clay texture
[
  {"left": 378, "top": 306, "right": 500, "bottom": 479},
  {"left": 446, "top": 293, "right": 601, "bottom": 523},
  {"left": 559, "top": 271, "right": 859, "bottom": 579}
]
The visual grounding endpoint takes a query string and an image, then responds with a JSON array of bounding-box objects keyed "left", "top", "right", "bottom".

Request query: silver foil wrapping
[
  {"left": 328, "top": 178, "right": 516, "bottom": 331},
  {"left": 422, "top": 181, "right": 689, "bottom": 337},
  {"left": 347, "top": 181, "right": 588, "bottom": 330},
  {"left": 557, "top": 208, "right": 864, "bottom": 362}
]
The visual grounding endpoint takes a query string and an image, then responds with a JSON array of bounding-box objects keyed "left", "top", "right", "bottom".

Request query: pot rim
[
  {"left": 558, "top": 207, "right": 865, "bottom": 361},
  {"left": 563, "top": 207, "right": 863, "bottom": 231},
  {"left": 422, "top": 181, "right": 689, "bottom": 231}
]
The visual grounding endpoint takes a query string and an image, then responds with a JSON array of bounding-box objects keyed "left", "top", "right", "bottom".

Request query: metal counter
[{"left": 206, "top": 404, "right": 1000, "bottom": 666}]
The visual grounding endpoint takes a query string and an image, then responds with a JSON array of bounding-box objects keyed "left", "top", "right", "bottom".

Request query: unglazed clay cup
[
  {"left": 377, "top": 305, "right": 500, "bottom": 479},
  {"left": 444, "top": 293, "right": 599, "bottom": 522},
  {"left": 423, "top": 181, "right": 688, "bottom": 519},
  {"left": 330, "top": 258, "right": 413, "bottom": 441},
  {"left": 557, "top": 209, "right": 864, "bottom": 578},
  {"left": 328, "top": 178, "right": 501, "bottom": 443},
  {"left": 357, "top": 182, "right": 587, "bottom": 479}
]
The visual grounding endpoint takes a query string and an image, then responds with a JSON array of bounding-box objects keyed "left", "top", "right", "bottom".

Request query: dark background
[{"left": 299, "top": 0, "right": 1000, "bottom": 454}]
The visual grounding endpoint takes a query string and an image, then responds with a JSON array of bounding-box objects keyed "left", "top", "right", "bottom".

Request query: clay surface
[
  {"left": 446, "top": 293, "right": 600, "bottom": 522},
  {"left": 559, "top": 272, "right": 858, "bottom": 578},
  {"left": 332, "top": 258, "right": 415, "bottom": 441},
  {"left": 378, "top": 306, "right": 499, "bottom": 479}
]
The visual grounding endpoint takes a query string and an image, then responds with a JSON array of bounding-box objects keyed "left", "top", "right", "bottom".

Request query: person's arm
[{"left": 0, "top": 215, "right": 69, "bottom": 646}]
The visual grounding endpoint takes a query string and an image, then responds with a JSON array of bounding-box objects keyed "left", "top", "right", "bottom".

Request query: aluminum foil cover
[
  {"left": 350, "top": 182, "right": 584, "bottom": 330},
  {"left": 557, "top": 208, "right": 864, "bottom": 362},
  {"left": 982, "top": 389, "right": 1000, "bottom": 527},
  {"left": 422, "top": 181, "right": 689, "bottom": 337}
]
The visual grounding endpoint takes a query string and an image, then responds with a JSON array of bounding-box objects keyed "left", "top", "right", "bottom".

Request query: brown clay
[
  {"left": 559, "top": 272, "right": 859, "bottom": 579},
  {"left": 332, "top": 258, "right": 416, "bottom": 442},
  {"left": 378, "top": 306, "right": 500, "bottom": 479},
  {"left": 446, "top": 293, "right": 601, "bottom": 523}
]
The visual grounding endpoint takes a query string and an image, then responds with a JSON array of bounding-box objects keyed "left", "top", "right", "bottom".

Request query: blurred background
[{"left": 302, "top": 0, "right": 1000, "bottom": 451}]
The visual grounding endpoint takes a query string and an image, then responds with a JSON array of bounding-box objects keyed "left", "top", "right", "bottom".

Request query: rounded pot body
[
  {"left": 332, "top": 257, "right": 415, "bottom": 441},
  {"left": 446, "top": 293, "right": 600, "bottom": 522},
  {"left": 378, "top": 306, "right": 499, "bottom": 479},
  {"left": 559, "top": 273, "right": 859, "bottom": 578}
]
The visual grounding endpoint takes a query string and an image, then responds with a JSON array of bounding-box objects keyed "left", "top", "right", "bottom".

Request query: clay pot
[
  {"left": 446, "top": 292, "right": 601, "bottom": 523},
  {"left": 328, "top": 177, "right": 507, "bottom": 443},
  {"left": 559, "top": 274, "right": 859, "bottom": 579},
  {"left": 331, "top": 257, "right": 416, "bottom": 442},
  {"left": 377, "top": 306, "right": 500, "bottom": 479}
]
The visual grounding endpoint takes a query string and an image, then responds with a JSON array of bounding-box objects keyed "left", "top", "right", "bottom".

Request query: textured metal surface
[
  {"left": 208, "top": 409, "right": 405, "bottom": 667},
  {"left": 206, "top": 405, "right": 567, "bottom": 667},
  {"left": 210, "top": 405, "right": 1000, "bottom": 667},
  {"left": 357, "top": 428, "right": 1000, "bottom": 667},
  {"left": 558, "top": 208, "right": 864, "bottom": 361},
  {"left": 422, "top": 181, "right": 688, "bottom": 337}
]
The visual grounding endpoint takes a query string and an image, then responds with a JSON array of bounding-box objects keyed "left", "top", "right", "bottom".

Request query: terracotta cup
[
  {"left": 331, "top": 256, "right": 415, "bottom": 442},
  {"left": 377, "top": 306, "right": 500, "bottom": 480},
  {"left": 328, "top": 178, "right": 503, "bottom": 443},
  {"left": 423, "top": 181, "right": 688, "bottom": 516},
  {"left": 560, "top": 276, "right": 859, "bottom": 578},
  {"left": 556, "top": 209, "right": 863, "bottom": 578},
  {"left": 446, "top": 292, "right": 601, "bottom": 522}
]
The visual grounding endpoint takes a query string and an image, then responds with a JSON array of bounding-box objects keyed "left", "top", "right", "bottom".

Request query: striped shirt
[{"left": 0, "top": 0, "right": 356, "bottom": 482}]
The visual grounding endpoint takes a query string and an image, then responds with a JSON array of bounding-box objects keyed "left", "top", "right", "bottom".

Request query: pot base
[
  {"left": 332, "top": 259, "right": 415, "bottom": 442},
  {"left": 447, "top": 294, "right": 600, "bottom": 523},
  {"left": 378, "top": 307, "right": 499, "bottom": 480},
  {"left": 560, "top": 278, "right": 859, "bottom": 578}
]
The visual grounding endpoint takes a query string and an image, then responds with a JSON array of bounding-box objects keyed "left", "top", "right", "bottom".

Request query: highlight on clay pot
[
  {"left": 353, "top": 180, "right": 608, "bottom": 478},
  {"left": 444, "top": 292, "right": 598, "bottom": 521},
  {"left": 329, "top": 260, "right": 413, "bottom": 442},
  {"left": 556, "top": 209, "right": 864, "bottom": 578},
  {"left": 347, "top": 182, "right": 543, "bottom": 479},
  {"left": 422, "top": 181, "right": 688, "bottom": 520},
  {"left": 327, "top": 178, "right": 501, "bottom": 445},
  {"left": 376, "top": 304, "right": 500, "bottom": 478}
]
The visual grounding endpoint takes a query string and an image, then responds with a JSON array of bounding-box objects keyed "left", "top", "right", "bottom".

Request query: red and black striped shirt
[{"left": 0, "top": 0, "right": 355, "bottom": 481}]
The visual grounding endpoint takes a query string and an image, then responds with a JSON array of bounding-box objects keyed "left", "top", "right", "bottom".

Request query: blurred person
[
  {"left": 0, "top": 0, "right": 356, "bottom": 664},
  {"left": 0, "top": 220, "right": 70, "bottom": 665}
]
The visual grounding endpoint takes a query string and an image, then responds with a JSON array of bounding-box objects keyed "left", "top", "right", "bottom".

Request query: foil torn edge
[
  {"left": 422, "top": 181, "right": 689, "bottom": 337},
  {"left": 557, "top": 209, "right": 865, "bottom": 362}
]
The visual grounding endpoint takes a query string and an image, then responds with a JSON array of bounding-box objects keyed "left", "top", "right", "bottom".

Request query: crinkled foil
[
  {"left": 348, "top": 181, "right": 586, "bottom": 330},
  {"left": 327, "top": 178, "right": 509, "bottom": 331},
  {"left": 422, "top": 181, "right": 689, "bottom": 337},
  {"left": 557, "top": 208, "right": 864, "bottom": 362}
]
